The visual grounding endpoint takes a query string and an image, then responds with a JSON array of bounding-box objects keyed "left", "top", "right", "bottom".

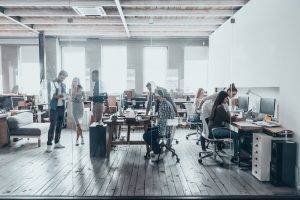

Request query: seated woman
[
  {"left": 208, "top": 91, "right": 239, "bottom": 162},
  {"left": 143, "top": 89, "right": 176, "bottom": 162}
]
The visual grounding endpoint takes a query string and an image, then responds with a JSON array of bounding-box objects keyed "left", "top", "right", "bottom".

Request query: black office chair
[
  {"left": 184, "top": 103, "right": 202, "bottom": 141},
  {"left": 198, "top": 114, "right": 232, "bottom": 166},
  {"left": 145, "top": 118, "right": 180, "bottom": 163}
]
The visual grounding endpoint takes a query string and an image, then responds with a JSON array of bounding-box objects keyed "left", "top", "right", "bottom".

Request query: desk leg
[
  {"left": 127, "top": 125, "right": 131, "bottom": 142},
  {"left": 107, "top": 125, "right": 113, "bottom": 157}
]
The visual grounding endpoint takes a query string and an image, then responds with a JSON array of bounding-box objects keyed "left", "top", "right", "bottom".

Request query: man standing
[
  {"left": 46, "top": 70, "right": 68, "bottom": 153},
  {"left": 91, "top": 70, "right": 105, "bottom": 125}
]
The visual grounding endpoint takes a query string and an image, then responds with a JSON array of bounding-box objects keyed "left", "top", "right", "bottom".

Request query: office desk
[{"left": 104, "top": 118, "right": 151, "bottom": 155}]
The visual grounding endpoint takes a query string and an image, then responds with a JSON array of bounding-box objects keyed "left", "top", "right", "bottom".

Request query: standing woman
[{"left": 71, "top": 77, "right": 85, "bottom": 146}]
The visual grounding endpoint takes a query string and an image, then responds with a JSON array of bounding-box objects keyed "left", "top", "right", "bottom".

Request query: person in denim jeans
[
  {"left": 46, "top": 70, "right": 68, "bottom": 153},
  {"left": 143, "top": 89, "right": 175, "bottom": 162},
  {"left": 208, "top": 91, "right": 239, "bottom": 162}
]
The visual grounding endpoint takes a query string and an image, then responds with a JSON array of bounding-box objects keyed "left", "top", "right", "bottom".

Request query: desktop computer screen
[
  {"left": 260, "top": 98, "right": 276, "bottom": 116},
  {"left": 238, "top": 96, "right": 249, "bottom": 112}
]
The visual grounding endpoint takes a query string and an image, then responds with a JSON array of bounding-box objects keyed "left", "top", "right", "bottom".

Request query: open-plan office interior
[{"left": 0, "top": 0, "right": 299, "bottom": 199}]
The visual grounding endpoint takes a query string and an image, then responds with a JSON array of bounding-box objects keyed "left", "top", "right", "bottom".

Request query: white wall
[{"left": 209, "top": 0, "right": 300, "bottom": 186}]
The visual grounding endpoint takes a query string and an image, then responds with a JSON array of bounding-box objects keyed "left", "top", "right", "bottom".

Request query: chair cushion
[
  {"left": 7, "top": 112, "right": 33, "bottom": 130},
  {"left": 9, "top": 123, "right": 49, "bottom": 136}
]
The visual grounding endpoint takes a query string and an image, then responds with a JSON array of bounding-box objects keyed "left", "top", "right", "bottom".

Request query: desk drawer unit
[{"left": 252, "top": 133, "right": 272, "bottom": 181}]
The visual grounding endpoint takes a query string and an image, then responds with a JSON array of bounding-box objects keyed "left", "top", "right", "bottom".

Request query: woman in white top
[{"left": 71, "top": 77, "right": 85, "bottom": 146}]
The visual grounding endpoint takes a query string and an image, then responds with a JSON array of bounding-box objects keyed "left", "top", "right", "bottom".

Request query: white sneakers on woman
[{"left": 76, "top": 137, "right": 84, "bottom": 146}]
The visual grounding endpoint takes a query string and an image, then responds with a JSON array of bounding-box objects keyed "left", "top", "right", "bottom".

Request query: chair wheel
[
  {"left": 196, "top": 141, "right": 199, "bottom": 145},
  {"left": 199, "top": 152, "right": 202, "bottom": 157},
  {"left": 177, "top": 158, "right": 180, "bottom": 163},
  {"left": 198, "top": 159, "right": 203, "bottom": 164},
  {"left": 186, "top": 136, "right": 188, "bottom": 139},
  {"left": 176, "top": 140, "right": 179, "bottom": 144}
]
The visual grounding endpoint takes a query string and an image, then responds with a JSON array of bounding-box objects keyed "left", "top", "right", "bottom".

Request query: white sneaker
[
  {"left": 45, "top": 145, "right": 52, "bottom": 153},
  {"left": 54, "top": 143, "right": 65, "bottom": 149},
  {"left": 75, "top": 140, "right": 79, "bottom": 146},
  {"left": 81, "top": 137, "right": 84, "bottom": 145}
]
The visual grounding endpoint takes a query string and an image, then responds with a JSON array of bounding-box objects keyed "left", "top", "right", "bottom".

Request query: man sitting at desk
[
  {"left": 145, "top": 82, "right": 177, "bottom": 116},
  {"left": 208, "top": 91, "right": 239, "bottom": 162},
  {"left": 143, "top": 89, "right": 176, "bottom": 162}
]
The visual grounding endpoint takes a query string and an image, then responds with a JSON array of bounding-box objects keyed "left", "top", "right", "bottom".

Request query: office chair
[
  {"left": 198, "top": 114, "right": 232, "bottom": 166},
  {"left": 184, "top": 103, "right": 202, "bottom": 141},
  {"left": 145, "top": 118, "right": 180, "bottom": 163}
]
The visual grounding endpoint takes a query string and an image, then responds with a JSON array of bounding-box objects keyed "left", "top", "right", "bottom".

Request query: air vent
[{"left": 72, "top": 6, "right": 106, "bottom": 16}]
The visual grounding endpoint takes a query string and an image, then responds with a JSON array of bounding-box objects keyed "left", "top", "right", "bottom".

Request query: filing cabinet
[{"left": 252, "top": 133, "right": 272, "bottom": 181}]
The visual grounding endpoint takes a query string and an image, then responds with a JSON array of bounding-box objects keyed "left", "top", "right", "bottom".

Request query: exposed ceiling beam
[
  {"left": 4, "top": 8, "right": 78, "bottom": 17},
  {"left": 29, "top": 24, "right": 218, "bottom": 32},
  {"left": 20, "top": 17, "right": 123, "bottom": 25},
  {"left": 0, "top": 7, "right": 39, "bottom": 34},
  {"left": 34, "top": 24, "right": 125, "bottom": 32},
  {"left": 114, "top": 0, "right": 130, "bottom": 37},
  {"left": 6, "top": 16, "right": 227, "bottom": 26},
  {"left": 0, "top": 0, "right": 248, "bottom": 7},
  {"left": 0, "top": 30, "right": 210, "bottom": 38},
  {"left": 0, "top": 0, "right": 115, "bottom": 7},
  {"left": 4, "top": 8, "right": 235, "bottom": 17},
  {"left": 126, "top": 17, "right": 227, "bottom": 26},
  {"left": 43, "top": 30, "right": 211, "bottom": 37},
  {"left": 0, "top": 30, "right": 37, "bottom": 37},
  {"left": 121, "top": 0, "right": 248, "bottom": 7},
  {"left": 111, "top": 9, "right": 235, "bottom": 17}
]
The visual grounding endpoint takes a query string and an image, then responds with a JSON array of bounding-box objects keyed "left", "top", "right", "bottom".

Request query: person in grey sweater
[{"left": 145, "top": 82, "right": 177, "bottom": 115}]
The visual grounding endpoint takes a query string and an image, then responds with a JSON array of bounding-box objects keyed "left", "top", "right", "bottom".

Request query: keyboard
[{"left": 253, "top": 121, "right": 280, "bottom": 127}]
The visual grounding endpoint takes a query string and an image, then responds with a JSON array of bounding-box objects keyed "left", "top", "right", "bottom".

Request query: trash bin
[{"left": 89, "top": 122, "right": 108, "bottom": 158}]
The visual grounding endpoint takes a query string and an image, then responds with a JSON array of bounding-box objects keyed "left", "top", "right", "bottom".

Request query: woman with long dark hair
[{"left": 208, "top": 91, "right": 239, "bottom": 160}]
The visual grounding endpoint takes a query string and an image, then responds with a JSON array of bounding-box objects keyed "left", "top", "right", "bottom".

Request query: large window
[
  {"left": 184, "top": 46, "right": 208, "bottom": 93},
  {"left": 61, "top": 47, "right": 87, "bottom": 92},
  {"left": 101, "top": 45, "right": 127, "bottom": 94},
  {"left": 143, "top": 47, "right": 168, "bottom": 89},
  {"left": 17, "top": 46, "right": 40, "bottom": 95}
]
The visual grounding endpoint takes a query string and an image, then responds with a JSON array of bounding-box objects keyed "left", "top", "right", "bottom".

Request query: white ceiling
[{"left": 0, "top": 0, "right": 249, "bottom": 38}]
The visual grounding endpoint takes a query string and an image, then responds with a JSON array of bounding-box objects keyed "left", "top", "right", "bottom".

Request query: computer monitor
[
  {"left": 238, "top": 96, "right": 249, "bottom": 112},
  {"left": 260, "top": 98, "right": 276, "bottom": 116}
]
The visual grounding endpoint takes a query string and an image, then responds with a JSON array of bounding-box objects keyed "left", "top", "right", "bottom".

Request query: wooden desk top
[
  {"left": 264, "top": 126, "right": 294, "bottom": 137},
  {"left": 232, "top": 121, "right": 262, "bottom": 132}
]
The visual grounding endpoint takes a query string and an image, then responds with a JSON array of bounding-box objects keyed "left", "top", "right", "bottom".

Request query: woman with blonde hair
[
  {"left": 194, "top": 88, "right": 205, "bottom": 110},
  {"left": 71, "top": 77, "right": 85, "bottom": 146}
]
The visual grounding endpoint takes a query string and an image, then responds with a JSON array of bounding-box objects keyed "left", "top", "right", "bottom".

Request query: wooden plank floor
[{"left": 0, "top": 128, "right": 298, "bottom": 197}]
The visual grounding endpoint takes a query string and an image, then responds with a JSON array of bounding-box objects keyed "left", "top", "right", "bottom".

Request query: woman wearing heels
[{"left": 71, "top": 77, "right": 85, "bottom": 146}]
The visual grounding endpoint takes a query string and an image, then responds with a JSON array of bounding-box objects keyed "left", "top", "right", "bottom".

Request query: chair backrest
[
  {"left": 200, "top": 113, "right": 210, "bottom": 138},
  {"left": 183, "top": 103, "right": 195, "bottom": 117},
  {"left": 108, "top": 96, "right": 117, "bottom": 107}
]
